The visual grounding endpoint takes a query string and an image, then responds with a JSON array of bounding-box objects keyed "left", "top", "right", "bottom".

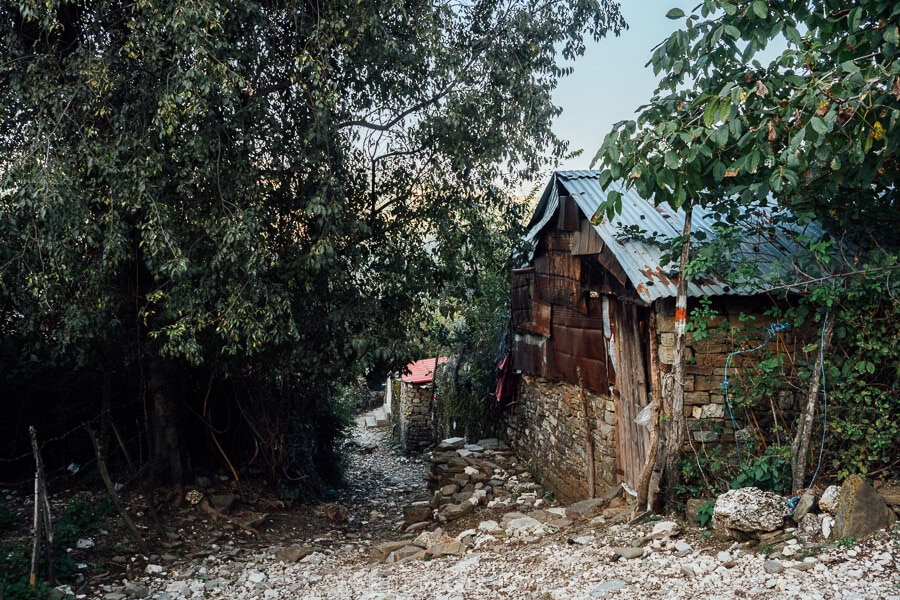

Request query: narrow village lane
[{"left": 125, "top": 407, "right": 899, "bottom": 600}]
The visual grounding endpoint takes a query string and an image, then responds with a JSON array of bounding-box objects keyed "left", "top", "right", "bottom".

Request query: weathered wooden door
[{"left": 611, "top": 301, "right": 650, "bottom": 491}]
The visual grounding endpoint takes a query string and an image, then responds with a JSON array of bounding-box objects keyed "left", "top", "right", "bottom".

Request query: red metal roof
[{"left": 401, "top": 357, "right": 448, "bottom": 384}]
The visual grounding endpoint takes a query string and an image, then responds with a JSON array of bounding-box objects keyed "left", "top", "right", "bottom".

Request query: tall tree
[
  {"left": 0, "top": 0, "right": 625, "bottom": 483},
  {"left": 592, "top": 0, "right": 900, "bottom": 500}
]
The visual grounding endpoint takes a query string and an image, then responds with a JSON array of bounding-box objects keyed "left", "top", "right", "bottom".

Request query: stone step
[{"left": 365, "top": 416, "right": 377, "bottom": 428}]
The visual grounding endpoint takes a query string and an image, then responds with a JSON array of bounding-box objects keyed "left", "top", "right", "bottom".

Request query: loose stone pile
[
  {"left": 712, "top": 475, "right": 898, "bottom": 551},
  {"left": 80, "top": 424, "right": 899, "bottom": 600},
  {"left": 419, "top": 437, "right": 552, "bottom": 526}
]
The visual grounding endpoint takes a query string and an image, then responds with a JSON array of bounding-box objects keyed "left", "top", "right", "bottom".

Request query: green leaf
[
  {"left": 718, "top": 97, "right": 732, "bottom": 123},
  {"left": 665, "top": 151, "right": 680, "bottom": 169},
  {"left": 751, "top": 1, "right": 768, "bottom": 18},
  {"left": 712, "top": 161, "right": 726, "bottom": 181},
  {"left": 849, "top": 7, "right": 862, "bottom": 31},
  {"left": 666, "top": 7, "right": 686, "bottom": 19},
  {"left": 885, "top": 24, "right": 900, "bottom": 46},
  {"left": 606, "top": 190, "right": 622, "bottom": 215},
  {"left": 724, "top": 25, "right": 741, "bottom": 39},
  {"left": 703, "top": 97, "right": 720, "bottom": 128},
  {"left": 810, "top": 116, "right": 827, "bottom": 134},
  {"left": 840, "top": 60, "right": 859, "bottom": 74}
]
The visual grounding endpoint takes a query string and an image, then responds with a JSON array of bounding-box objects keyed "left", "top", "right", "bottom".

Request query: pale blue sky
[{"left": 553, "top": 1, "right": 692, "bottom": 171}]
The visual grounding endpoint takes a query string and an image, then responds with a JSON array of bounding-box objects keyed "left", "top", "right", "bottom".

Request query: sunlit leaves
[{"left": 593, "top": 0, "right": 900, "bottom": 237}]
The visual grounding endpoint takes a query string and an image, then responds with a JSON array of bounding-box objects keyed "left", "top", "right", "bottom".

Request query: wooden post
[
  {"left": 577, "top": 366, "right": 596, "bottom": 499},
  {"left": 85, "top": 425, "right": 149, "bottom": 556},
  {"left": 29, "top": 457, "right": 39, "bottom": 587},
  {"left": 635, "top": 310, "right": 662, "bottom": 512},
  {"left": 29, "top": 426, "right": 56, "bottom": 585},
  {"left": 790, "top": 311, "right": 835, "bottom": 492},
  {"left": 659, "top": 207, "right": 692, "bottom": 507}
]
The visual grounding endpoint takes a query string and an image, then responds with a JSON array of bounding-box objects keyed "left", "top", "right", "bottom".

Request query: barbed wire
[
  {"left": 0, "top": 413, "right": 103, "bottom": 465},
  {"left": 0, "top": 421, "right": 153, "bottom": 492}
]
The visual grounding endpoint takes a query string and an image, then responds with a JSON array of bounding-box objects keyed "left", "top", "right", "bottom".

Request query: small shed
[
  {"left": 507, "top": 170, "right": 815, "bottom": 503},
  {"left": 390, "top": 357, "right": 448, "bottom": 452}
]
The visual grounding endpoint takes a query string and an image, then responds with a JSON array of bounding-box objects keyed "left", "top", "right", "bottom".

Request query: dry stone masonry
[
  {"left": 395, "top": 382, "right": 435, "bottom": 452},
  {"left": 425, "top": 437, "right": 554, "bottom": 525},
  {"left": 653, "top": 300, "right": 811, "bottom": 447},
  {"left": 505, "top": 377, "right": 617, "bottom": 504}
]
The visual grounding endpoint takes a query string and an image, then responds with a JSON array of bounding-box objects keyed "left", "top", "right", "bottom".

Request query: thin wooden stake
[
  {"left": 28, "top": 426, "right": 57, "bottom": 585},
  {"left": 576, "top": 366, "right": 596, "bottom": 499},
  {"left": 635, "top": 310, "right": 662, "bottom": 513},
  {"left": 29, "top": 453, "right": 39, "bottom": 587},
  {"left": 85, "top": 424, "right": 149, "bottom": 556},
  {"left": 38, "top": 476, "right": 54, "bottom": 585}
]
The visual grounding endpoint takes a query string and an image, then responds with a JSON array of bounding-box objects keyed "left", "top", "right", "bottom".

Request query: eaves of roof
[{"left": 525, "top": 170, "right": 822, "bottom": 304}]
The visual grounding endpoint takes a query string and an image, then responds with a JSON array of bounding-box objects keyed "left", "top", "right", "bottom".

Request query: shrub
[{"left": 730, "top": 445, "right": 792, "bottom": 495}]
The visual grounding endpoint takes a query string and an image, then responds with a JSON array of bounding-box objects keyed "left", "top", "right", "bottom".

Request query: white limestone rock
[
  {"left": 650, "top": 520, "right": 680, "bottom": 540},
  {"left": 713, "top": 487, "right": 789, "bottom": 533},
  {"left": 818, "top": 485, "right": 841, "bottom": 514}
]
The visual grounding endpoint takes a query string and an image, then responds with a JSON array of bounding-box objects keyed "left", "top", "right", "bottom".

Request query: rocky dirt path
[
  {"left": 334, "top": 413, "right": 430, "bottom": 536},
  {"left": 92, "top": 411, "right": 898, "bottom": 600}
]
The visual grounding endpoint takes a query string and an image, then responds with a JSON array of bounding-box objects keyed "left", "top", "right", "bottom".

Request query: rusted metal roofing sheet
[
  {"left": 525, "top": 170, "right": 822, "bottom": 303},
  {"left": 401, "top": 357, "right": 448, "bottom": 384}
]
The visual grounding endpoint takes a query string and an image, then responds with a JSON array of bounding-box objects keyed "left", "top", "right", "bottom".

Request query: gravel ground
[
  {"left": 129, "top": 519, "right": 898, "bottom": 600},
  {"left": 119, "top": 415, "right": 899, "bottom": 600}
]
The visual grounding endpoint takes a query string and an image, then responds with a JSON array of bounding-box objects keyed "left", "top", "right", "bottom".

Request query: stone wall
[
  {"left": 396, "top": 382, "right": 435, "bottom": 452},
  {"left": 505, "top": 376, "right": 617, "bottom": 504},
  {"left": 653, "top": 298, "right": 810, "bottom": 447}
]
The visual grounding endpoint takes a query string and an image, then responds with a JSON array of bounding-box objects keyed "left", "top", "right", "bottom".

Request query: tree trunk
[
  {"left": 658, "top": 207, "right": 692, "bottom": 507},
  {"left": 635, "top": 309, "right": 661, "bottom": 512},
  {"left": 99, "top": 371, "right": 112, "bottom": 458},
  {"left": 149, "top": 357, "right": 184, "bottom": 494},
  {"left": 790, "top": 310, "right": 835, "bottom": 492}
]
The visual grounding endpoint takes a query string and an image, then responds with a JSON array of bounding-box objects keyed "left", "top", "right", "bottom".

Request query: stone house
[
  {"left": 507, "top": 170, "right": 816, "bottom": 503},
  {"left": 390, "top": 357, "right": 448, "bottom": 452}
]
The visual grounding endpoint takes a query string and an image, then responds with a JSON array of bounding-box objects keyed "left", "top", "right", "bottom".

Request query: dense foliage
[
  {"left": 594, "top": 0, "right": 899, "bottom": 224},
  {"left": 432, "top": 270, "right": 511, "bottom": 442},
  {"left": 0, "top": 0, "right": 625, "bottom": 484}
]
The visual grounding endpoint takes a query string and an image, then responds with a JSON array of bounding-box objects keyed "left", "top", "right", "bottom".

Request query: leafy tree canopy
[
  {"left": 0, "top": 0, "right": 625, "bottom": 379},
  {"left": 594, "top": 0, "right": 899, "bottom": 234}
]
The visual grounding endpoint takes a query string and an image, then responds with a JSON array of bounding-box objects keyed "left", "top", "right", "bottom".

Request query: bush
[
  {"left": 432, "top": 272, "right": 509, "bottom": 442},
  {"left": 730, "top": 445, "right": 792, "bottom": 495},
  {"left": 0, "top": 543, "right": 52, "bottom": 600}
]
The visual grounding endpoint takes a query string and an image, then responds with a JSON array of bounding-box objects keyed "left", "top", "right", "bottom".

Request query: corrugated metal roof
[
  {"left": 401, "top": 357, "right": 448, "bottom": 384},
  {"left": 525, "top": 170, "right": 821, "bottom": 303}
]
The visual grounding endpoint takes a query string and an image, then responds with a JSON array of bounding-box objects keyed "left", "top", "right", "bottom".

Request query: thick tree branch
[{"left": 337, "top": 87, "right": 455, "bottom": 131}]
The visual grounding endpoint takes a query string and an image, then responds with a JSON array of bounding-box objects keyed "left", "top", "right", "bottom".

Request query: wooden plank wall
[{"left": 612, "top": 300, "right": 650, "bottom": 490}]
